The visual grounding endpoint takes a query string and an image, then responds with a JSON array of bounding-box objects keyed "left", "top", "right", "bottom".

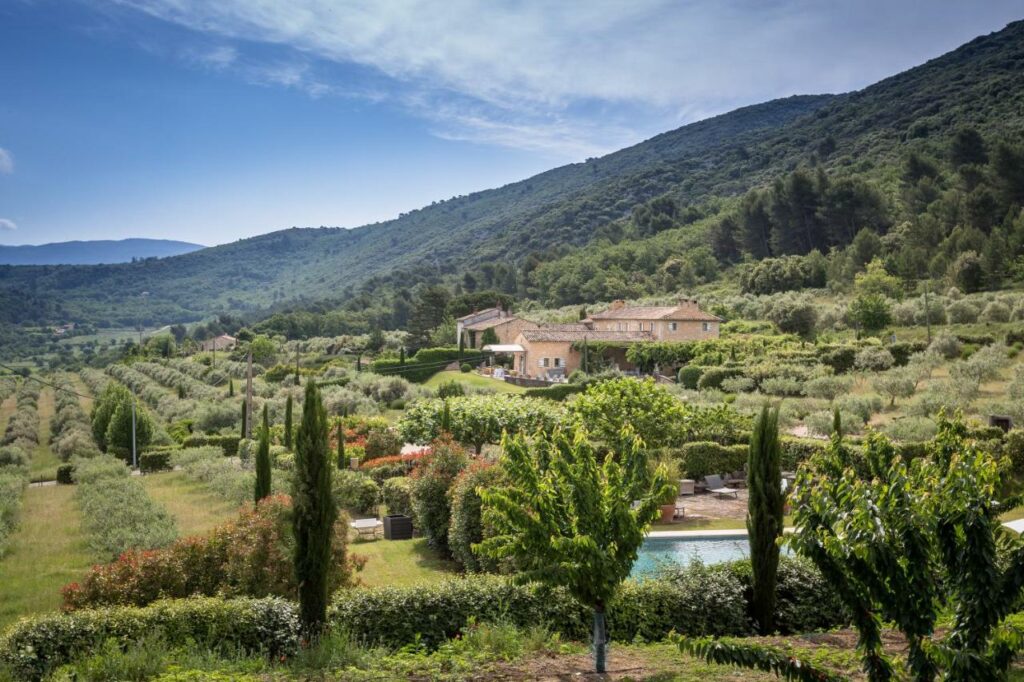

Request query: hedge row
[
  {"left": 329, "top": 558, "right": 846, "bottom": 649},
  {"left": 181, "top": 434, "right": 240, "bottom": 456},
  {"left": 372, "top": 347, "right": 487, "bottom": 383},
  {"left": 523, "top": 383, "right": 586, "bottom": 401},
  {"left": 139, "top": 450, "right": 172, "bottom": 473},
  {"left": 0, "top": 597, "right": 299, "bottom": 680}
]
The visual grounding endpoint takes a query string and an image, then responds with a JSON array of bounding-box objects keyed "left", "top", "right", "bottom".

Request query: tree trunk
[{"left": 592, "top": 605, "right": 607, "bottom": 673}]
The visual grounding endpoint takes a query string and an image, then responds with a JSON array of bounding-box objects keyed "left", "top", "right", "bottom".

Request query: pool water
[{"left": 631, "top": 536, "right": 750, "bottom": 578}]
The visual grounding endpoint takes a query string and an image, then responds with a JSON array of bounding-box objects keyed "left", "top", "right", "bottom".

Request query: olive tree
[
  {"left": 477, "top": 429, "right": 672, "bottom": 673},
  {"left": 567, "top": 377, "right": 686, "bottom": 450}
]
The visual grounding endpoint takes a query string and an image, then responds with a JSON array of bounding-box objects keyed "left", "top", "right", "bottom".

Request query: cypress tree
[
  {"left": 399, "top": 347, "right": 405, "bottom": 366},
  {"left": 441, "top": 399, "right": 451, "bottom": 434},
  {"left": 746, "top": 405, "right": 784, "bottom": 633},
  {"left": 228, "top": 379, "right": 234, "bottom": 397},
  {"left": 254, "top": 404, "right": 272, "bottom": 502},
  {"left": 284, "top": 395, "right": 293, "bottom": 450},
  {"left": 292, "top": 381, "right": 336, "bottom": 639},
  {"left": 336, "top": 420, "right": 345, "bottom": 469},
  {"left": 240, "top": 399, "right": 247, "bottom": 440}
]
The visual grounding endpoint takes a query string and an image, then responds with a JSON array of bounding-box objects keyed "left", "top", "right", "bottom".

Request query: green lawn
[
  {"left": 424, "top": 370, "right": 526, "bottom": 394},
  {"left": 351, "top": 537, "right": 458, "bottom": 588},
  {"left": 140, "top": 470, "right": 240, "bottom": 537},
  {"left": 30, "top": 388, "right": 60, "bottom": 483},
  {"left": 0, "top": 485, "right": 94, "bottom": 631}
]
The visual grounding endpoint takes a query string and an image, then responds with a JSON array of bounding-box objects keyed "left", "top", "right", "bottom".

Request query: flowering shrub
[{"left": 62, "top": 495, "right": 361, "bottom": 610}]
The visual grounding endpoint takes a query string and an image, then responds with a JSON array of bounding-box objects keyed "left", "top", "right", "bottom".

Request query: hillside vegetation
[{"left": 0, "top": 21, "right": 1022, "bottom": 339}]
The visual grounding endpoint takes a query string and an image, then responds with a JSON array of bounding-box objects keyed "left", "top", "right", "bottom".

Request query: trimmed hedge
[
  {"left": 677, "top": 365, "right": 704, "bottom": 390},
  {"left": 329, "top": 559, "right": 848, "bottom": 649},
  {"left": 696, "top": 367, "right": 744, "bottom": 391},
  {"left": 181, "top": 434, "right": 240, "bottom": 457},
  {"left": 669, "top": 441, "right": 748, "bottom": 479},
  {"left": 0, "top": 597, "right": 299, "bottom": 680},
  {"left": 523, "top": 383, "right": 586, "bottom": 401},
  {"left": 372, "top": 347, "right": 487, "bottom": 383},
  {"left": 139, "top": 451, "right": 172, "bottom": 473}
]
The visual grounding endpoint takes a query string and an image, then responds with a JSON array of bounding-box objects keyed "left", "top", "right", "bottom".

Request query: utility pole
[
  {"left": 131, "top": 397, "right": 137, "bottom": 469},
  {"left": 245, "top": 348, "right": 254, "bottom": 440}
]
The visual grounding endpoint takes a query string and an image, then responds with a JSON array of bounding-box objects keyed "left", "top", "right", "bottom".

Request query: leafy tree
[
  {"left": 746, "top": 406, "right": 783, "bottom": 633},
  {"left": 854, "top": 259, "right": 902, "bottom": 299},
  {"left": 478, "top": 429, "right": 672, "bottom": 673},
  {"left": 871, "top": 369, "right": 918, "bottom": 406},
  {"left": 284, "top": 395, "right": 293, "bottom": 450},
  {"left": 765, "top": 293, "right": 818, "bottom": 339},
  {"left": 292, "top": 381, "right": 337, "bottom": 639},
  {"left": 254, "top": 404, "right": 271, "bottom": 502},
  {"left": 849, "top": 293, "right": 892, "bottom": 334},
  {"left": 91, "top": 383, "right": 132, "bottom": 452},
  {"left": 411, "top": 439, "right": 468, "bottom": 555},
  {"left": 788, "top": 417, "right": 1024, "bottom": 681},
  {"left": 104, "top": 397, "right": 153, "bottom": 456},
  {"left": 248, "top": 335, "right": 277, "bottom": 366},
  {"left": 948, "top": 251, "right": 985, "bottom": 293},
  {"left": 567, "top": 377, "right": 685, "bottom": 450},
  {"left": 480, "top": 327, "right": 499, "bottom": 347}
]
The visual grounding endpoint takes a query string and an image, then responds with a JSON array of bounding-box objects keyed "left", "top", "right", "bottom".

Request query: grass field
[
  {"left": 30, "top": 388, "right": 60, "bottom": 482},
  {"left": 0, "top": 485, "right": 93, "bottom": 630},
  {"left": 140, "top": 470, "right": 240, "bottom": 537},
  {"left": 350, "top": 537, "right": 458, "bottom": 588},
  {"left": 424, "top": 370, "right": 527, "bottom": 394}
]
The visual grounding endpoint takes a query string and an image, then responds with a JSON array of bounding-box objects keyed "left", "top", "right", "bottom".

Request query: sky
[{"left": 1, "top": 1, "right": 1022, "bottom": 247}]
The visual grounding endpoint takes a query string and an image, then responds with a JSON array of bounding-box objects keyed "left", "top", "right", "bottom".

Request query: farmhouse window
[{"left": 669, "top": 322, "right": 678, "bottom": 331}]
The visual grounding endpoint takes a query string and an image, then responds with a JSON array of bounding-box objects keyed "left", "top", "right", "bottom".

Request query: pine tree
[
  {"left": 336, "top": 420, "right": 345, "bottom": 469},
  {"left": 254, "top": 404, "right": 271, "bottom": 502},
  {"left": 746, "top": 405, "right": 784, "bottom": 633},
  {"left": 240, "top": 399, "right": 247, "bottom": 440},
  {"left": 292, "top": 381, "right": 336, "bottom": 639},
  {"left": 284, "top": 395, "right": 293, "bottom": 451}
]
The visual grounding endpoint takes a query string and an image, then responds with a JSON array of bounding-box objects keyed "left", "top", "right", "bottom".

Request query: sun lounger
[{"left": 703, "top": 474, "right": 738, "bottom": 499}]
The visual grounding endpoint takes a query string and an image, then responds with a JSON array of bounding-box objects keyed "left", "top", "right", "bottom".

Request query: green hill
[{"left": 2, "top": 19, "right": 1023, "bottom": 328}]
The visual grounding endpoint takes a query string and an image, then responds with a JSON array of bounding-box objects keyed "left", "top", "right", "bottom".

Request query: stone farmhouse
[
  {"left": 456, "top": 307, "right": 537, "bottom": 349},
  {"left": 492, "top": 299, "right": 720, "bottom": 381},
  {"left": 200, "top": 334, "right": 237, "bottom": 352}
]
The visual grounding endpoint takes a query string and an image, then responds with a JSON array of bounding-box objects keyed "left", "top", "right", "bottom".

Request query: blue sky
[{"left": 1, "top": 1, "right": 1022, "bottom": 247}]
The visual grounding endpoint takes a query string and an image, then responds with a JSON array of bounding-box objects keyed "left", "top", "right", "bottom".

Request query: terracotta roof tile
[{"left": 520, "top": 328, "right": 653, "bottom": 343}]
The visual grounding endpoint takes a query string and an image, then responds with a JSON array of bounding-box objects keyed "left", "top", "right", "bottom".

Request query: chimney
[
  {"left": 677, "top": 297, "right": 698, "bottom": 311},
  {"left": 609, "top": 299, "right": 626, "bottom": 311}
]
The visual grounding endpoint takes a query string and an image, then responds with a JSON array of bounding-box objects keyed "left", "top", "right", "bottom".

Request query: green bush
[
  {"left": 436, "top": 380, "right": 465, "bottom": 399},
  {"left": 56, "top": 464, "right": 75, "bottom": 485},
  {"left": 696, "top": 367, "right": 743, "bottom": 391},
  {"left": 411, "top": 441, "right": 468, "bottom": 555},
  {"left": 332, "top": 470, "right": 380, "bottom": 515},
  {"left": 381, "top": 476, "right": 414, "bottom": 517},
  {"left": 670, "top": 441, "right": 748, "bottom": 479},
  {"left": 460, "top": 363, "right": 472, "bottom": 373},
  {"left": 0, "top": 597, "right": 300, "bottom": 680},
  {"left": 1004, "top": 429, "right": 1024, "bottom": 472},
  {"left": 817, "top": 345, "right": 858, "bottom": 374},
  {"left": 778, "top": 437, "right": 827, "bottom": 470},
  {"left": 447, "top": 463, "right": 504, "bottom": 572},
  {"left": 677, "top": 365, "right": 704, "bottom": 390},
  {"left": 888, "top": 341, "right": 928, "bottom": 367},
  {"left": 364, "top": 427, "right": 402, "bottom": 459},
  {"left": 138, "top": 451, "right": 172, "bottom": 474},
  {"left": 523, "top": 383, "right": 585, "bottom": 401}
]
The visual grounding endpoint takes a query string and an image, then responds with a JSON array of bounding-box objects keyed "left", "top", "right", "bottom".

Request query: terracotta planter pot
[{"left": 660, "top": 504, "right": 676, "bottom": 524}]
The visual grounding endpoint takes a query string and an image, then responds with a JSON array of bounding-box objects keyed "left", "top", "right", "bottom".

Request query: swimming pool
[{"left": 631, "top": 535, "right": 751, "bottom": 578}]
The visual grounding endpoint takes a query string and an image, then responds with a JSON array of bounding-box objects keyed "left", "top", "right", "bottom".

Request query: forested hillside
[
  {"left": 0, "top": 239, "right": 203, "bottom": 266},
  {"left": 1, "top": 19, "right": 1023, "bottom": 330}
]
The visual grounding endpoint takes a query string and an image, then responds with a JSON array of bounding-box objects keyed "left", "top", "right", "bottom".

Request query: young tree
[
  {"left": 567, "top": 377, "right": 685, "bottom": 450},
  {"left": 746, "top": 405, "right": 783, "bottom": 634},
  {"left": 254, "top": 404, "right": 271, "bottom": 503},
  {"left": 849, "top": 293, "right": 892, "bottom": 335},
  {"left": 284, "top": 395, "right": 293, "bottom": 451},
  {"left": 336, "top": 420, "right": 345, "bottom": 470},
  {"left": 292, "top": 381, "right": 337, "bottom": 639},
  {"left": 240, "top": 399, "right": 247, "bottom": 440},
  {"left": 478, "top": 429, "right": 672, "bottom": 673},
  {"left": 104, "top": 398, "right": 154, "bottom": 455}
]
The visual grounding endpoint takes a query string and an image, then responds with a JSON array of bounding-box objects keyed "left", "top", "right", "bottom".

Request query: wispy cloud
[
  {"left": 0, "top": 219, "right": 17, "bottom": 231},
  {"left": 107, "top": 0, "right": 1024, "bottom": 158},
  {"left": 0, "top": 147, "right": 13, "bottom": 174}
]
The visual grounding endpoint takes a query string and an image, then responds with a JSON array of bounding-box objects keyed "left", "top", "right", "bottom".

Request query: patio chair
[
  {"left": 703, "top": 474, "right": 738, "bottom": 499},
  {"left": 674, "top": 502, "right": 686, "bottom": 519}
]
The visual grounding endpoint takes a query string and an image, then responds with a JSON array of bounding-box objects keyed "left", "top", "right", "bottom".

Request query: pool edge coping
[{"left": 647, "top": 527, "right": 796, "bottom": 539}]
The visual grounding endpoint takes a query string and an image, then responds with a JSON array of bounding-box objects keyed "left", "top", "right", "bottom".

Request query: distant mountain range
[
  {"left": 0, "top": 239, "right": 204, "bottom": 265},
  {"left": 1, "top": 19, "right": 1023, "bottom": 327}
]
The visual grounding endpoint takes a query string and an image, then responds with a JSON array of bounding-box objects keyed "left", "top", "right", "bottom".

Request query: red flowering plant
[{"left": 62, "top": 495, "right": 364, "bottom": 610}]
